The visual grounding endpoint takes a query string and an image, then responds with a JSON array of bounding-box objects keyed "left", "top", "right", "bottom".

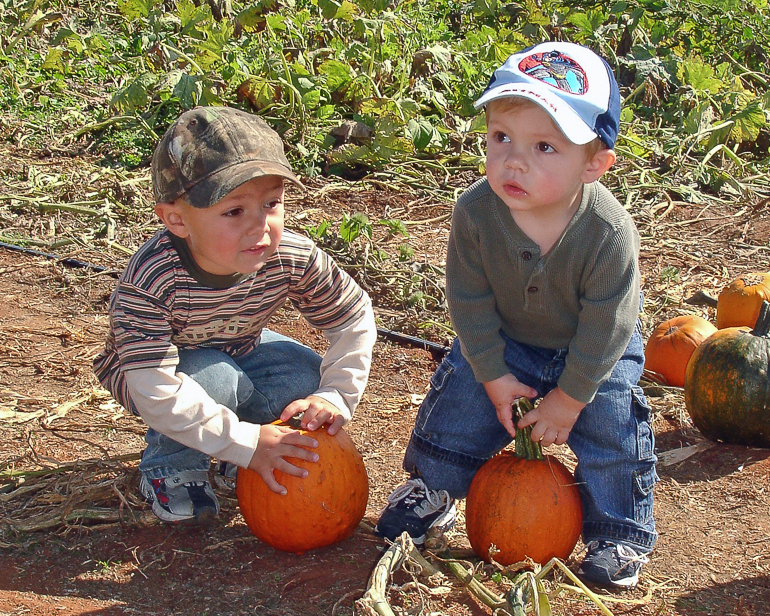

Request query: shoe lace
[
  {"left": 387, "top": 478, "right": 452, "bottom": 513},
  {"left": 585, "top": 540, "right": 649, "bottom": 572},
  {"left": 615, "top": 544, "right": 649, "bottom": 570}
]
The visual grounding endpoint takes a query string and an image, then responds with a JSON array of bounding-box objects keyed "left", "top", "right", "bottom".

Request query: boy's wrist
[
  {"left": 308, "top": 391, "right": 351, "bottom": 422},
  {"left": 552, "top": 387, "right": 586, "bottom": 416},
  {"left": 556, "top": 369, "right": 598, "bottom": 406}
]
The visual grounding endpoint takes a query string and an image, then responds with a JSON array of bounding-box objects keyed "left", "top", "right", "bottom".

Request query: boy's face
[
  {"left": 484, "top": 100, "right": 612, "bottom": 217},
  {"left": 156, "top": 175, "right": 285, "bottom": 276}
]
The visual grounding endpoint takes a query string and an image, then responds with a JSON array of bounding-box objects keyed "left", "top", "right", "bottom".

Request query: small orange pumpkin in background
[
  {"left": 236, "top": 422, "right": 369, "bottom": 554},
  {"left": 465, "top": 400, "right": 583, "bottom": 566},
  {"left": 716, "top": 272, "right": 770, "bottom": 329},
  {"left": 644, "top": 315, "right": 717, "bottom": 387}
]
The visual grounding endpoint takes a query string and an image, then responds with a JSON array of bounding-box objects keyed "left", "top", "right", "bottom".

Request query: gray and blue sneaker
[
  {"left": 140, "top": 471, "right": 220, "bottom": 524},
  {"left": 374, "top": 478, "right": 456, "bottom": 546},
  {"left": 578, "top": 540, "right": 650, "bottom": 590}
]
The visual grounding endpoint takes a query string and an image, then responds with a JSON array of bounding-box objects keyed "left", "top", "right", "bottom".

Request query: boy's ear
[
  {"left": 581, "top": 148, "right": 617, "bottom": 184},
  {"left": 155, "top": 202, "right": 190, "bottom": 238}
]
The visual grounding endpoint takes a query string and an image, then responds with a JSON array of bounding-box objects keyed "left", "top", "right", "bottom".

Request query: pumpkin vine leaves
[
  {"left": 7, "top": 0, "right": 769, "bottom": 168},
  {"left": 1, "top": 0, "right": 769, "bottom": 333}
]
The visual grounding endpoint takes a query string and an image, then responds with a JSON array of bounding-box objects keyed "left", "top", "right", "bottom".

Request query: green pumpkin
[{"left": 684, "top": 300, "right": 770, "bottom": 448}]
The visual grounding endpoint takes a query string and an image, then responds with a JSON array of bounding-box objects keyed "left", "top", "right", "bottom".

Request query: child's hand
[
  {"left": 249, "top": 423, "right": 319, "bottom": 495},
  {"left": 280, "top": 395, "right": 346, "bottom": 435},
  {"left": 483, "top": 374, "right": 538, "bottom": 438},
  {"left": 517, "top": 387, "right": 585, "bottom": 447}
]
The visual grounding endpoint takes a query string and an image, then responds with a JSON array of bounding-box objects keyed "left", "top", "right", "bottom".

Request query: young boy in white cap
[
  {"left": 376, "top": 42, "right": 657, "bottom": 590},
  {"left": 94, "top": 106, "right": 376, "bottom": 524}
]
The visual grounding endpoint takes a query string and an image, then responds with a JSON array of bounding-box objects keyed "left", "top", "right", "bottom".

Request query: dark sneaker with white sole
[
  {"left": 140, "top": 471, "right": 220, "bottom": 524},
  {"left": 577, "top": 540, "right": 650, "bottom": 590},
  {"left": 374, "top": 477, "right": 456, "bottom": 546}
]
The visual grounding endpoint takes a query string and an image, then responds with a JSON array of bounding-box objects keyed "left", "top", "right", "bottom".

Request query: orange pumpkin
[
  {"left": 465, "top": 400, "right": 583, "bottom": 566},
  {"left": 236, "top": 423, "right": 369, "bottom": 554},
  {"left": 644, "top": 315, "right": 717, "bottom": 387},
  {"left": 716, "top": 272, "right": 770, "bottom": 329}
]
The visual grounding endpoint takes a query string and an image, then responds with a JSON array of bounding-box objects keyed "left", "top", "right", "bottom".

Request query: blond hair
[{"left": 485, "top": 97, "right": 606, "bottom": 159}]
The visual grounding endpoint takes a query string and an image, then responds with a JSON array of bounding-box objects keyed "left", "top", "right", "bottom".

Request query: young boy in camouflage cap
[{"left": 94, "top": 106, "right": 376, "bottom": 523}]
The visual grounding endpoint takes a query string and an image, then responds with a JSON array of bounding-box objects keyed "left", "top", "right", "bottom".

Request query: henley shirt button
[
  {"left": 527, "top": 286, "right": 538, "bottom": 293},
  {"left": 521, "top": 251, "right": 532, "bottom": 261}
]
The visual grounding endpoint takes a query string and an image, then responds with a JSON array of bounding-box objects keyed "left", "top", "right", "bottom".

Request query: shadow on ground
[{"left": 676, "top": 575, "right": 770, "bottom": 616}]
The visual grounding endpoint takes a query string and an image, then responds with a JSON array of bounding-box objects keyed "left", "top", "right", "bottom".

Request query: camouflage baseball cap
[{"left": 152, "top": 106, "right": 303, "bottom": 209}]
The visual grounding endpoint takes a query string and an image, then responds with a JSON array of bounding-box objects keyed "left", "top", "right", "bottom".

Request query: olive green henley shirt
[{"left": 446, "top": 178, "right": 641, "bottom": 404}]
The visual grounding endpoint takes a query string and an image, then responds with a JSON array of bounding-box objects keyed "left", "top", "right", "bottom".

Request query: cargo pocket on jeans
[
  {"left": 633, "top": 465, "right": 659, "bottom": 525},
  {"left": 632, "top": 385, "right": 655, "bottom": 461},
  {"left": 414, "top": 355, "right": 455, "bottom": 431}
]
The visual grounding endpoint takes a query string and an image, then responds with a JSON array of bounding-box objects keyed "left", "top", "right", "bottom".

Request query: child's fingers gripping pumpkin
[
  {"left": 249, "top": 424, "right": 319, "bottom": 495},
  {"left": 517, "top": 387, "right": 584, "bottom": 447},
  {"left": 280, "top": 394, "right": 346, "bottom": 434},
  {"left": 483, "top": 374, "right": 538, "bottom": 438}
]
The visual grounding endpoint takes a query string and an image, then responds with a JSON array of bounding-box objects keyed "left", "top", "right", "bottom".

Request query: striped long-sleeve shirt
[{"left": 93, "top": 229, "right": 376, "bottom": 467}]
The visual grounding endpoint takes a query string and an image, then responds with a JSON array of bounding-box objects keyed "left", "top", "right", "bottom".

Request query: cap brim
[
  {"left": 186, "top": 161, "right": 305, "bottom": 209},
  {"left": 474, "top": 84, "right": 599, "bottom": 146}
]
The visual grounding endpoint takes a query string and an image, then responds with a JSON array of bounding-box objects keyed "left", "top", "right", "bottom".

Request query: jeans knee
[
  {"left": 177, "top": 348, "right": 254, "bottom": 410},
  {"left": 404, "top": 433, "right": 483, "bottom": 498}
]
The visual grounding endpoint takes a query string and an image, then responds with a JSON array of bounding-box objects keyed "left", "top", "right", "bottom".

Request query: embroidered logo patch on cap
[{"left": 519, "top": 51, "right": 588, "bottom": 96}]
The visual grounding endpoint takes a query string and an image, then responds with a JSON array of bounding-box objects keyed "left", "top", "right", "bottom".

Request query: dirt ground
[{"left": 2, "top": 148, "right": 770, "bottom": 615}]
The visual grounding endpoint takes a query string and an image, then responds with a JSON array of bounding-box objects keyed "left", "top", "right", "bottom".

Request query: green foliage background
[
  {"left": 2, "top": 0, "right": 768, "bottom": 182},
  {"left": 0, "top": 0, "right": 769, "bottom": 328}
]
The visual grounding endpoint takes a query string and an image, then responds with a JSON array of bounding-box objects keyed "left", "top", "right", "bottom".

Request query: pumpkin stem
[
  {"left": 271, "top": 417, "right": 303, "bottom": 430},
  {"left": 752, "top": 300, "right": 770, "bottom": 337},
  {"left": 513, "top": 398, "right": 545, "bottom": 461},
  {"left": 685, "top": 289, "right": 718, "bottom": 309}
]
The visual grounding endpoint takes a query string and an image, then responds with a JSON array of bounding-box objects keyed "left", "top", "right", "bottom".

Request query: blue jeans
[
  {"left": 139, "top": 330, "right": 322, "bottom": 479},
  {"left": 403, "top": 324, "right": 658, "bottom": 552}
]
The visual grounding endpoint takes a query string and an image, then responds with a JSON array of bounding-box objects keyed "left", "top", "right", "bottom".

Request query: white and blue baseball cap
[{"left": 474, "top": 42, "right": 621, "bottom": 149}]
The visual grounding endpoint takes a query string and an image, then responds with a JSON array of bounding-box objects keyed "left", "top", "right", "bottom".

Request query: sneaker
[
  {"left": 374, "top": 478, "right": 456, "bottom": 546},
  {"left": 140, "top": 471, "right": 220, "bottom": 524},
  {"left": 577, "top": 540, "right": 649, "bottom": 590}
]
